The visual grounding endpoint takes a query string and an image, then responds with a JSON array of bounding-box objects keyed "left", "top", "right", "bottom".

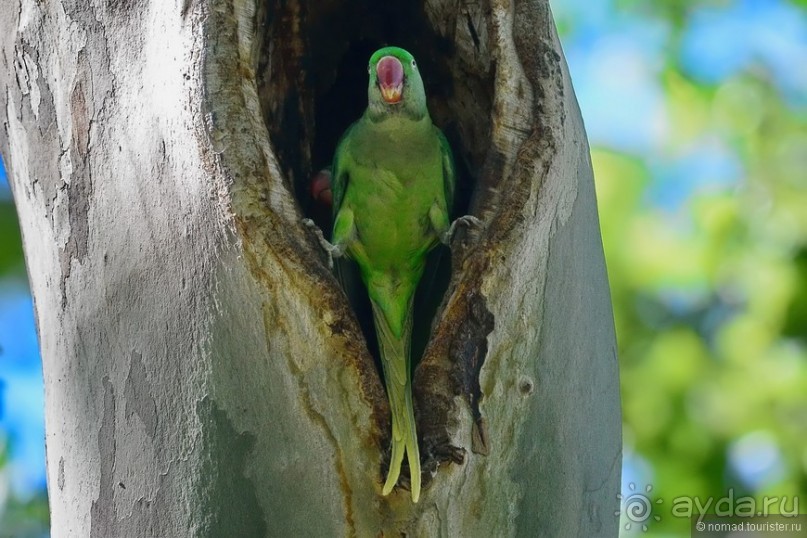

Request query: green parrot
[{"left": 307, "top": 46, "right": 478, "bottom": 502}]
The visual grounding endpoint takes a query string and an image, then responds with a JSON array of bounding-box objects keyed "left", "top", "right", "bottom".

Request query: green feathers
[{"left": 330, "top": 46, "right": 455, "bottom": 502}]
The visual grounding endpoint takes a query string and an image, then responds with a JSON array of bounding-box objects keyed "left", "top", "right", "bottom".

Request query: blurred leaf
[
  {"left": 570, "top": 0, "right": 807, "bottom": 525},
  {"left": 782, "top": 253, "right": 807, "bottom": 342},
  {"left": 0, "top": 201, "right": 24, "bottom": 276}
]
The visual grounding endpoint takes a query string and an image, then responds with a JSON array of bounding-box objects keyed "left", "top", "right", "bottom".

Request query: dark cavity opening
[{"left": 255, "top": 0, "right": 493, "bottom": 383}]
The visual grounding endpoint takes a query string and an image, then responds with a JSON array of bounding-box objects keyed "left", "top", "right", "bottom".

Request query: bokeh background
[{"left": 0, "top": 0, "right": 805, "bottom": 535}]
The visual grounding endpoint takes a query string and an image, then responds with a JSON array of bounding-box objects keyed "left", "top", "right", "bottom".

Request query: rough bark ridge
[{"left": 0, "top": 0, "right": 620, "bottom": 536}]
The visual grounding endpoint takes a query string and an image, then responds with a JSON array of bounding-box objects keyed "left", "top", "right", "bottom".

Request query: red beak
[{"left": 376, "top": 56, "right": 404, "bottom": 104}]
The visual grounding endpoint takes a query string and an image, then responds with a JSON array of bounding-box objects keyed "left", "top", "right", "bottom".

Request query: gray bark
[{"left": 0, "top": 0, "right": 620, "bottom": 536}]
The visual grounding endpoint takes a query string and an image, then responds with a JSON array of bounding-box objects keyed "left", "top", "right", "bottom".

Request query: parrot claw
[
  {"left": 302, "top": 218, "right": 344, "bottom": 269},
  {"left": 442, "top": 215, "right": 483, "bottom": 245}
]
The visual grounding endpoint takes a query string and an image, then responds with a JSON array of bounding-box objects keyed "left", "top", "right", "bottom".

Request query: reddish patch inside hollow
[{"left": 310, "top": 169, "right": 333, "bottom": 207}]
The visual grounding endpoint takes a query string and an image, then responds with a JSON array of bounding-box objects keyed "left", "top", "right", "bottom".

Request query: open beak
[{"left": 376, "top": 55, "right": 404, "bottom": 104}]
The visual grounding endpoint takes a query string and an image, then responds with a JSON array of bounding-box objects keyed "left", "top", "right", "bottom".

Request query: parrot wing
[
  {"left": 331, "top": 121, "right": 358, "bottom": 218},
  {"left": 329, "top": 121, "right": 372, "bottom": 335},
  {"left": 436, "top": 128, "right": 456, "bottom": 213}
]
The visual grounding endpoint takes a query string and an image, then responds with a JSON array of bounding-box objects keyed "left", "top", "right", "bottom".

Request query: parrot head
[{"left": 366, "top": 47, "right": 427, "bottom": 121}]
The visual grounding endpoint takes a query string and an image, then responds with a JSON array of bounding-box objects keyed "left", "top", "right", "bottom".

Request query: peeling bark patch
[
  {"left": 57, "top": 457, "right": 65, "bottom": 490},
  {"left": 196, "top": 397, "right": 267, "bottom": 537},
  {"left": 71, "top": 78, "right": 90, "bottom": 157},
  {"left": 7, "top": 41, "right": 61, "bottom": 225},
  {"left": 449, "top": 292, "right": 494, "bottom": 407},
  {"left": 449, "top": 291, "right": 494, "bottom": 434},
  {"left": 90, "top": 377, "right": 117, "bottom": 538},
  {"left": 59, "top": 59, "right": 95, "bottom": 306},
  {"left": 124, "top": 350, "right": 158, "bottom": 439}
]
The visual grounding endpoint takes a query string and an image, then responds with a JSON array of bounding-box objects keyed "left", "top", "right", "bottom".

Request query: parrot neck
[
  {"left": 360, "top": 112, "right": 432, "bottom": 137},
  {"left": 351, "top": 114, "right": 437, "bottom": 161},
  {"left": 366, "top": 96, "right": 429, "bottom": 124}
]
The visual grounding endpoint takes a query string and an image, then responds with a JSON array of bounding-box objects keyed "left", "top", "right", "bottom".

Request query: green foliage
[
  {"left": 586, "top": 5, "right": 807, "bottom": 535},
  {"left": 0, "top": 201, "right": 24, "bottom": 275}
]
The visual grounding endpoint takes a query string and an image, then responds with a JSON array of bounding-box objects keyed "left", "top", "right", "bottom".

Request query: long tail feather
[{"left": 372, "top": 298, "right": 421, "bottom": 502}]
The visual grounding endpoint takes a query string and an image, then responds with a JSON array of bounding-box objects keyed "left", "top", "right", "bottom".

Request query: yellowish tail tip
[
  {"left": 381, "top": 472, "right": 397, "bottom": 496},
  {"left": 382, "top": 435, "right": 404, "bottom": 496},
  {"left": 381, "top": 440, "right": 421, "bottom": 502},
  {"left": 409, "top": 437, "right": 421, "bottom": 502}
]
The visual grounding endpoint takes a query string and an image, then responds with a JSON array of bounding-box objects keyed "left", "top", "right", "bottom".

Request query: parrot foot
[
  {"left": 442, "top": 215, "right": 483, "bottom": 245},
  {"left": 302, "top": 218, "right": 344, "bottom": 269}
]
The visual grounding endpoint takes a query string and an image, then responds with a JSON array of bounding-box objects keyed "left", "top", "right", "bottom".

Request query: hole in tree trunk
[{"left": 254, "top": 0, "right": 497, "bottom": 480}]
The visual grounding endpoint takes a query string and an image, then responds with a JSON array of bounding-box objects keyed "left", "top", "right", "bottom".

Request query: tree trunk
[{"left": 0, "top": 0, "right": 621, "bottom": 536}]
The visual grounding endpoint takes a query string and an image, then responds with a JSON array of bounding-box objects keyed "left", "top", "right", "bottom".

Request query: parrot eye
[{"left": 411, "top": 60, "right": 417, "bottom": 69}]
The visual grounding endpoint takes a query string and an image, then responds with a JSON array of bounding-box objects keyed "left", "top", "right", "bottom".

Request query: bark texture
[{"left": 0, "top": 0, "right": 620, "bottom": 536}]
